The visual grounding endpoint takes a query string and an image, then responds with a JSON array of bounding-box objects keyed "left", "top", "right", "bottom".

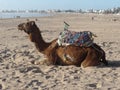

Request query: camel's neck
[{"left": 32, "top": 28, "right": 51, "bottom": 54}]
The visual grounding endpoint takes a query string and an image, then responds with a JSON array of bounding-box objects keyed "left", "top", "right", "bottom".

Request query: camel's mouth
[
  {"left": 18, "top": 23, "right": 25, "bottom": 31},
  {"left": 18, "top": 27, "right": 23, "bottom": 31}
]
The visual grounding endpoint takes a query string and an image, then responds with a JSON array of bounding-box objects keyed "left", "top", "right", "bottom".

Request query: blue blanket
[{"left": 57, "top": 30, "right": 96, "bottom": 47}]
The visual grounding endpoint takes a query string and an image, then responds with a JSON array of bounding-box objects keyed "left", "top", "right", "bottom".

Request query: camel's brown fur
[{"left": 18, "top": 21, "right": 108, "bottom": 68}]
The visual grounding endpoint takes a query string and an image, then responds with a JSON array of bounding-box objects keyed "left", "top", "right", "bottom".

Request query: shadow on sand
[{"left": 100, "top": 60, "right": 120, "bottom": 68}]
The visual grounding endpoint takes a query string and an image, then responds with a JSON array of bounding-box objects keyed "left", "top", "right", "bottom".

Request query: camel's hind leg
[
  {"left": 92, "top": 43, "right": 108, "bottom": 65},
  {"left": 81, "top": 49, "right": 100, "bottom": 68},
  {"left": 100, "top": 50, "right": 108, "bottom": 65}
]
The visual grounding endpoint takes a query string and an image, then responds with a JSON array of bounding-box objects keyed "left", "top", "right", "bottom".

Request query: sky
[{"left": 0, "top": 0, "right": 120, "bottom": 10}]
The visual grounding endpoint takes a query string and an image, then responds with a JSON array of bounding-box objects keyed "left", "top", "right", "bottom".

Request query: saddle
[{"left": 57, "top": 29, "right": 97, "bottom": 47}]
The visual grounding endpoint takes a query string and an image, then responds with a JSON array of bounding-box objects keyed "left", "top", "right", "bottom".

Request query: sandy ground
[{"left": 0, "top": 13, "right": 120, "bottom": 90}]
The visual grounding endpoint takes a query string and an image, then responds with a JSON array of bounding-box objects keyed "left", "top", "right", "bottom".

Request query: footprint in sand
[
  {"left": 25, "top": 80, "right": 42, "bottom": 89},
  {"left": 19, "top": 66, "right": 44, "bottom": 74}
]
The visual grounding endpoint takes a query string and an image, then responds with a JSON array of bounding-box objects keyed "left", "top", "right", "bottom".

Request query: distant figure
[
  {"left": 16, "top": 16, "right": 20, "bottom": 19},
  {"left": 26, "top": 19, "right": 29, "bottom": 21},
  {"left": 35, "top": 18, "right": 38, "bottom": 21},
  {"left": 112, "top": 18, "right": 117, "bottom": 22},
  {"left": 91, "top": 17, "right": 94, "bottom": 20}
]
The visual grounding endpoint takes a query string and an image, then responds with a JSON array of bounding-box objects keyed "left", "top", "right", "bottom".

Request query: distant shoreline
[{"left": 0, "top": 12, "right": 53, "bottom": 19}]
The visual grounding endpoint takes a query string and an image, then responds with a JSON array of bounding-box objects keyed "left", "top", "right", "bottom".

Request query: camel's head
[
  {"left": 18, "top": 21, "right": 37, "bottom": 34},
  {"left": 18, "top": 21, "right": 41, "bottom": 42}
]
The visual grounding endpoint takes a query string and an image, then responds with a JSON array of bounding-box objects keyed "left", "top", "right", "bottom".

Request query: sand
[{"left": 0, "top": 13, "right": 120, "bottom": 90}]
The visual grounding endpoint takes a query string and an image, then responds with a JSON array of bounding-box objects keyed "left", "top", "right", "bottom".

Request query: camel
[{"left": 17, "top": 21, "right": 108, "bottom": 68}]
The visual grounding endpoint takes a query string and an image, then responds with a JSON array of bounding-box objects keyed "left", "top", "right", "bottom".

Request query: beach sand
[{"left": 0, "top": 13, "right": 120, "bottom": 90}]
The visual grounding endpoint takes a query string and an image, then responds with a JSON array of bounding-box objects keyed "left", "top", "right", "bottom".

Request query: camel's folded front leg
[{"left": 32, "top": 59, "right": 54, "bottom": 65}]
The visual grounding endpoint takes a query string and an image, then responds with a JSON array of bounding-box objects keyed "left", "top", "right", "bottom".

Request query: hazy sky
[{"left": 0, "top": 0, "right": 120, "bottom": 10}]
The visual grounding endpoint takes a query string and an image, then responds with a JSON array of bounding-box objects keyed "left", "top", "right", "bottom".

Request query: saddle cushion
[{"left": 57, "top": 30, "right": 95, "bottom": 47}]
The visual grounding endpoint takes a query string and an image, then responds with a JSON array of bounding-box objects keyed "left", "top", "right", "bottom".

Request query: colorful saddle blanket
[{"left": 57, "top": 30, "right": 96, "bottom": 47}]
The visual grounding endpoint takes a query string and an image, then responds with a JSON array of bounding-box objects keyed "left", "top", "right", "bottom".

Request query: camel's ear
[{"left": 31, "top": 21, "right": 35, "bottom": 26}]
